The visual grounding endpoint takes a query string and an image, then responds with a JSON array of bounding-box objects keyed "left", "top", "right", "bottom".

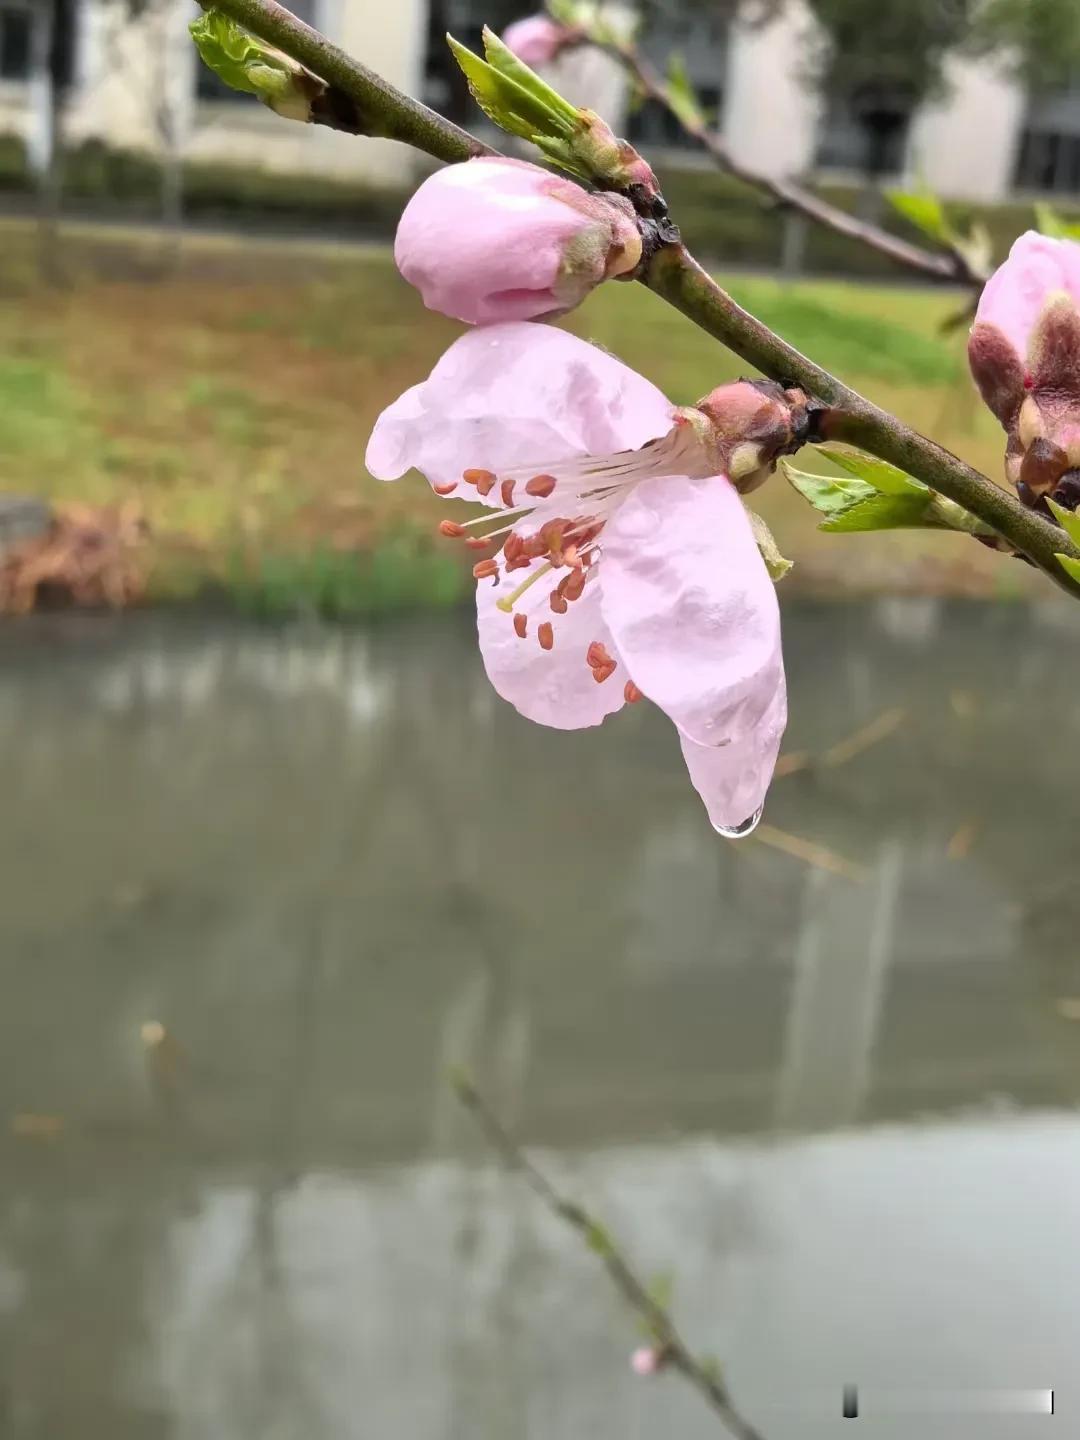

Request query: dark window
[
  {"left": 196, "top": 0, "right": 316, "bottom": 100},
  {"left": 1014, "top": 75, "right": 1080, "bottom": 193},
  {"left": 816, "top": 99, "right": 911, "bottom": 178},
  {"left": 627, "top": 15, "right": 728, "bottom": 150},
  {"left": 0, "top": 6, "right": 31, "bottom": 80},
  {"left": 0, "top": 0, "right": 76, "bottom": 87},
  {"left": 424, "top": 0, "right": 522, "bottom": 123}
]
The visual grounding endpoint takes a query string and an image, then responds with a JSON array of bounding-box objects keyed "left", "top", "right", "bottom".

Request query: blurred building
[{"left": 0, "top": 0, "right": 1076, "bottom": 201}]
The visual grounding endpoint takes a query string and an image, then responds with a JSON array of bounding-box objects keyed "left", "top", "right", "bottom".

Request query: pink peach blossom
[
  {"left": 394, "top": 158, "right": 641, "bottom": 326},
  {"left": 366, "top": 323, "right": 787, "bottom": 835},
  {"left": 969, "top": 231, "right": 1080, "bottom": 507},
  {"left": 501, "top": 14, "right": 572, "bottom": 66}
]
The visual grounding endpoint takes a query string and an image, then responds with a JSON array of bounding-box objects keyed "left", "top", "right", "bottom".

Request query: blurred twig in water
[
  {"left": 453, "top": 1074, "right": 768, "bottom": 1440},
  {"left": 775, "top": 707, "right": 907, "bottom": 779},
  {"left": 751, "top": 824, "right": 867, "bottom": 883}
]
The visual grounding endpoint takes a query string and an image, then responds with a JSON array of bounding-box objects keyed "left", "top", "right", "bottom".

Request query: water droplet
[{"left": 712, "top": 805, "right": 763, "bottom": 841}]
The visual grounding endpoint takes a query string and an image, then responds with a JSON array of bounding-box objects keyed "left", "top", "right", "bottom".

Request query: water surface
[{"left": 1, "top": 602, "right": 1079, "bottom": 1437}]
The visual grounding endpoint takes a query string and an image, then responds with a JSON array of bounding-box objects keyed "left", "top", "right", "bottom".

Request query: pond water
[{"left": 1, "top": 601, "right": 1079, "bottom": 1438}]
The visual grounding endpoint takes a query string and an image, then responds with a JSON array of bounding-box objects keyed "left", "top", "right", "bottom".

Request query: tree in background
[
  {"left": 969, "top": 0, "right": 1080, "bottom": 89},
  {"left": 802, "top": 0, "right": 970, "bottom": 194}
]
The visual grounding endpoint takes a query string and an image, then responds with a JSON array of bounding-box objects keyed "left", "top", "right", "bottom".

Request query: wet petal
[
  {"left": 976, "top": 231, "right": 1080, "bottom": 365},
  {"left": 476, "top": 559, "right": 625, "bottom": 730},
  {"left": 364, "top": 323, "right": 673, "bottom": 500},
  {"left": 599, "top": 473, "right": 784, "bottom": 749},
  {"left": 678, "top": 680, "right": 787, "bottom": 832}
]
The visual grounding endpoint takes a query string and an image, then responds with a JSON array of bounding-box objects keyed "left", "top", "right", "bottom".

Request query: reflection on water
[{"left": 1, "top": 601, "right": 1079, "bottom": 1437}]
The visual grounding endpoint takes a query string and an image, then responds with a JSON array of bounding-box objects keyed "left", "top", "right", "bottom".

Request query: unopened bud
[
  {"left": 694, "top": 379, "right": 817, "bottom": 493},
  {"left": 395, "top": 157, "right": 642, "bottom": 325},
  {"left": 969, "top": 231, "right": 1080, "bottom": 513}
]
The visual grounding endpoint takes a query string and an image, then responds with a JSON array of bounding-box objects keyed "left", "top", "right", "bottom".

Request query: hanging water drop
[{"left": 712, "top": 805, "right": 764, "bottom": 841}]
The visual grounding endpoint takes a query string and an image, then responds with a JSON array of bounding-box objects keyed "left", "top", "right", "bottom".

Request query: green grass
[{"left": 0, "top": 218, "right": 1029, "bottom": 612}]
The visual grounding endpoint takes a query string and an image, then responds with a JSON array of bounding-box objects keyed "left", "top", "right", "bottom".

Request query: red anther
[
  {"left": 1024, "top": 374, "right": 1034, "bottom": 390},
  {"left": 538, "top": 622, "right": 554, "bottom": 651},
  {"left": 433, "top": 481, "right": 458, "bottom": 496},
  {"left": 465, "top": 536, "right": 492, "bottom": 551},
  {"left": 624, "top": 680, "right": 644, "bottom": 704},
  {"left": 549, "top": 591, "right": 568, "bottom": 614},
  {"left": 563, "top": 544, "right": 583, "bottom": 570},
  {"left": 475, "top": 472, "right": 497, "bottom": 497},
  {"left": 586, "top": 641, "right": 614, "bottom": 669},
  {"left": 463, "top": 468, "right": 496, "bottom": 489},
  {"left": 472, "top": 559, "right": 499, "bottom": 580},
  {"left": 592, "top": 661, "right": 617, "bottom": 684},
  {"left": 501, "top": 479, "right": 516, "bottom": 508},
  {"left": 513, "top": 612, "right": 528, "bottom": 639},
  {"left": 563, "top": 569, "right": 586, "bottom": 601},
  {"left": 525, "top": 474, "right": 557, "bottom": 498},
  {"left": 439, "top": 519, "right": 466, "bottom": 538},
  {"left": 505, "top": 556, "right": 531, "bottom": 571},
  {"left": 503, "top": 531, "right": 524, "bottom": 563}
]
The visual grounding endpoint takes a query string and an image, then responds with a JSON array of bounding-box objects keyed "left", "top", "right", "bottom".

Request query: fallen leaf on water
[
  {"left": 946, "top": 820, "right": 979, "bottom": 860},
  {"left": 11, "top": 1114, "right": 65, "bottom": 1141}
]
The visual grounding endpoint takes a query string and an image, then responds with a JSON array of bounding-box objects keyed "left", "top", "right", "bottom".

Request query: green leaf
[
  {"left": 1057, "top": 552, "right": 1080, "bottom": 583},
  {"left": 781, "top": 461, "right": 877, "bottom": 517},
  {"left": 887, "top": 186, "right": 951, "bottom": 245},
  {"left": 1047, "top": 498, "right": 1080, "bottom": 548},
  {"left": 448, "top": 33, "right": 578, "bottom": 147},
  {"left": 665, "top": 54, "right": 705, "bottom": 131},
  {"left": 820, "top": 492, "right": 940, "bottom": 533},
  {"left": 189, "top": 10, "right": 309, "bottom": 116},
  {"left": 481, "top": 26, "right": 580, "bottom": 129},
  {"left": 1035, "top": 202, "right": 1080, "bottom": 241},
  {"left": 817, "top": 446, "right": 928, "bottom": 497},
  {"left": 745, "top": 506, "right": 793, "bottom": 581}
]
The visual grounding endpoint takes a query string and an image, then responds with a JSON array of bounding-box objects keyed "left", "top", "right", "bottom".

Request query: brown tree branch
[
  {"left": 193, "top": 0, "right": 1080, "bottom": 597},
  {"left": 453, "top": 1074, "right": 768, "bottom": 1440},
  {"left": 590, "top": 37, "right": 984, "bottom": 288}
]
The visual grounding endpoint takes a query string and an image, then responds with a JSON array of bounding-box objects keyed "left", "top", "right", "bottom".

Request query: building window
[
  {"left": 0, "top": 0, "right": 76, "bottom": 86},
  {"left": 816, "top": 98, "right": 911, "bottom": 178},
  {"left": 1015, "top": 75, "right": 1080, "bottom": 193},
  {"left": 196, "top": 0, "right": 317, "bottom": 100},
  {"left": 0, "top": 4, "right": 31, "bottom": 80},
  {"left": 628, "top": 15, "right": 728, "bottom": 151},
  {"left": 424, "top": 0, "right": 523, "bottom": 123}
]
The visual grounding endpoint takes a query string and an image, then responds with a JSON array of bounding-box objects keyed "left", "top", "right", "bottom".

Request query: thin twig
[
  {"left": 193, "top": 0, "right": 1080, "bottom": 597},
  {"left": 752, "top": 823, "right": 867, "bottom": 882},
  {"left": 453, "top": 1074, "right": 768, "bottom": 1440},
  {"left": 592, "top": 38, "right": 982, "bottom": 288},
  {"left": 196, "top": 0, "right": 495, "bottom": 163}
]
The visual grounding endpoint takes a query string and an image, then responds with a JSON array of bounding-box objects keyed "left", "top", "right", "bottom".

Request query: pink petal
[
  {"left": 976, "top": 230, "right": 1080, "bottom": 365},
  {"left": 599, "top": 472, "right": 785, "bottom": 754},
  {"left": 395, "top": 159, "right": 595, "bottom": 325},
  {"left": 365, "top": 323, "right": 674, "bottom": 498},
  {"left": 678, "top": 682, "right": 787, "bottom": 833},
  {"left": 502, "top": 15, "right": 567, "bottom": 65},
  {"left": 476, "top": 559, "right": 625, "bottom": 730}
]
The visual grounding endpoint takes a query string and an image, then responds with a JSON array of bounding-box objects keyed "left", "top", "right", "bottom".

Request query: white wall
[
  {"left": 909, "top": 52, "right": 1026, "bottom": 202},
  {"left": 722, "top": 0, "right": 820, "bottom": 180}
]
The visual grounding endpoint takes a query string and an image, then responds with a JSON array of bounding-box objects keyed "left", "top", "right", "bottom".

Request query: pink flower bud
[
  {"left": 630, "top": 1347, "right": 662, "bottom": 1376},
  {"left": 501, "top": 15, "right": 573, "bottom": 66},
  {"left": 969, "top": 231, "right": 1080, "bottom": 509},
  {"left": 395, "top": 157, "right": 642, "bottom": 326}
]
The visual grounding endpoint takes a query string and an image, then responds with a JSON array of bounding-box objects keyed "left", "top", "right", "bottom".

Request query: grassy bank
[{"left": 0, "top": 218, "right": 1034, "bottom": 616}]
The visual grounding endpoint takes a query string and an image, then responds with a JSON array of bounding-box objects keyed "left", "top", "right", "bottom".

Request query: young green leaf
[
  {"left": 665, "top": 54, "right": 705, "bottom": 131},
  {"left": 190, "top": 10, "right": 314, "bottom": 119},
  {"left": 887, "top": 186, "right": 951, "bottom": 245},
  {"left": 780, "top": 461, "right": 877, "bottom": 518},
  {"left": 817, "top": 446, "right": 928, "bottom": 497},
  {"left": 1057, "top": 552, "right": 1080, "bottom": 583},
  {"left": 447, "top": 34, "right": 577, "bottom": 147},
  {"left": 819, "top": 492, "right": 940, "bottom": 533},
  {"left": 1035, "top": 202, "right": 1080, "bottom": 241},
  {"left": 1047, "top": 498, "right": 1080, "bottom": 548},
  {"left": 745, "top": 505, "right": 794, "bottom": 580},
  {"left": 481, "top": 26, "right": 580, "bottom": 130}
]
